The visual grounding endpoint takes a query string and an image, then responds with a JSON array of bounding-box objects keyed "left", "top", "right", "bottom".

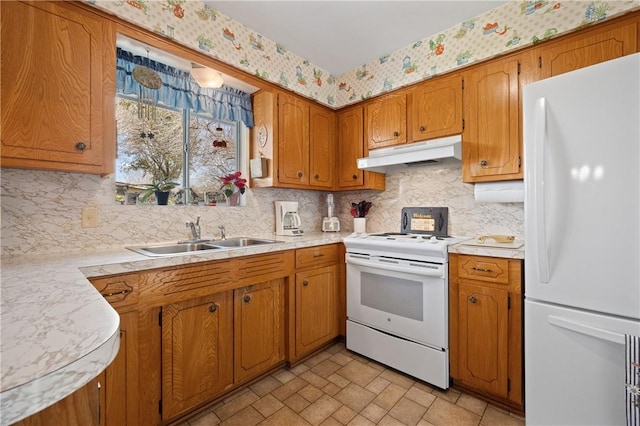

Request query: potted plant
[{"left": 139, "top": 180, "right": 179, "bottom": 205}]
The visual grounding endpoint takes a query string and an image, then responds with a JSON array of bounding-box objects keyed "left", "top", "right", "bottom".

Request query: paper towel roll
[{"left": 474, "top": 180, "right": 524, "bottom": 203}]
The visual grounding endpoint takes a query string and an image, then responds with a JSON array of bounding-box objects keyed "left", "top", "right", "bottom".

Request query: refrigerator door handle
[
  {"left": 547, "top": 315, "right": 625, "bottom": 345},
  {"left": 533, "top": 97, "right": 551, "bottom": 283}
]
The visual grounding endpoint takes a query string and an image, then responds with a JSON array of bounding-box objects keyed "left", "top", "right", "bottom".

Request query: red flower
[{"left": 220, "top": 171, "right": 246, "bottom": 197}]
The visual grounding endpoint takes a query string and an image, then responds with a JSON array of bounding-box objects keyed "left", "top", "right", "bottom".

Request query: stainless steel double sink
[{"left": 127, "top": 237, "right": 282, "bottom": 257}]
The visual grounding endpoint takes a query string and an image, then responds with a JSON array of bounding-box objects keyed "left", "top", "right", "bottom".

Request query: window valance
[{"left": 116, "top": 48, "right": 253, "bottom": 127}]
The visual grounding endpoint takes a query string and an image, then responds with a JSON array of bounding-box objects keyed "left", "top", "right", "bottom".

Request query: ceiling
[{"left": 209, "top": 1, "right": 507, "bottom": 76}]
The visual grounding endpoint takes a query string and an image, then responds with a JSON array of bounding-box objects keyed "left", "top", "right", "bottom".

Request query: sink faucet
[
  {"left": 218, "top": 224, "right": 226, "bottom": 240},
  {"left": 186, "top": 216, "right": 201, "bottom": 241}
]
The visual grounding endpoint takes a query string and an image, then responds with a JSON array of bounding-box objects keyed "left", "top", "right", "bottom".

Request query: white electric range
[{"left": 343, "top": 207, "right": 469, "bottom": 390}]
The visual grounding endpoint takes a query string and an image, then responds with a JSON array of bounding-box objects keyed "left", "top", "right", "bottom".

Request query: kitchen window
[{"left": 115, "top": 95, "right": 246, "bottom": 205}]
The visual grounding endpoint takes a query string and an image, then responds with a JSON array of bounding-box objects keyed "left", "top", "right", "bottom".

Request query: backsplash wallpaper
[
  {"left": 0, "top": 165, "right": 523, "bottom": 256},
  {"left": 87, "top": 0, "right": 639, "bottom": 108}
]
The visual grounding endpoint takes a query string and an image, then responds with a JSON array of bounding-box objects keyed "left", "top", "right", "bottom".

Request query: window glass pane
[
  {"left": 115, "top": 97, "right": 183, "bottom": 204},
  {"left": 187, "top": 116, "right": 238, "bottom": 204}
]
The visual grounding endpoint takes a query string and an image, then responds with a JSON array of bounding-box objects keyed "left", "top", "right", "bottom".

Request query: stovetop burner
[{"left": 370, "top": 232, "right": 452, "bottom": 240}]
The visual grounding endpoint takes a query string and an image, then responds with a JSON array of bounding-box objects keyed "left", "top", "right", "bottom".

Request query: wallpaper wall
[{"left": 88, "top": 0, "right": 639, "bottom": 108}]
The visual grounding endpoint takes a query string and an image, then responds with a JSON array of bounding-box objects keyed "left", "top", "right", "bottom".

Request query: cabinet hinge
[
  {"left": 461, "top": 79, "right": 464, "bottom": 90},
  {"left": 518, "top": 156, "right": 522, "bottom": 168},
  {"left": 538, "top": 56, "right": 542, "bottom": 68},
  {"left": 159, "top": 399, "right": 163, "bottom": 415},
  {"left": 508, "top": 296, "right": 511, "bottom": 310},
  {"left": 462, "top": 118, "right": 465, "bottom": 130},
  {"left": 507, "top": 378, "right": 511, "bottom": 393},
  {"left": 158, "top": 311, "right": 162, "bottom": 326},
  {"left": 517, "top": 62, "right": 521, "bottom": 75}
]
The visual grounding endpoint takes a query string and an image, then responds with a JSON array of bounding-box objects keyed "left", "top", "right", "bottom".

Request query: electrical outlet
[{"left": 81, "top": 207, "right": 98, "bottom": 228}]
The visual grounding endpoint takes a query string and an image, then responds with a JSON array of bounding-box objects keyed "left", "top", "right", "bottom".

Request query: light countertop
[{"left": 0, "top": 231, "right": 521, "bottom": 424}]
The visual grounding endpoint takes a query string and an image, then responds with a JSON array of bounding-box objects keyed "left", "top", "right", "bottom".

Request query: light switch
[{"left": 81, "top": 207, "right": 98, "bottom": 228}]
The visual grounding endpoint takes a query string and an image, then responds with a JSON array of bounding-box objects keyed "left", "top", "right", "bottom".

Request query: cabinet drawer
[
  {"left": 158, "top": 261, "right": 234, "bottom": 295},
  {"left": 295, "top": 245, "right": 338, "bottom": 269},
  {"left": 458, "top": 255, "right": 509, "bottom": 285},
  {"left": 91, "top": 274, "right": 139, "bottom": 311}
]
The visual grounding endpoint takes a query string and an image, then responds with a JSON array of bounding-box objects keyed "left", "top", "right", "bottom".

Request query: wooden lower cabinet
[
  {"left": 14, "top": 376, "right": 104, "bottom": 426},
  {"left": 294, "top": 265, "right": 340, "bottom": 359},
  {"left": 234, "top": 279, "right": 286, "bottom": 383},
  {"left": 449, "top": 254, "right": 523, "bottom": 411},
  {"left": 161, "top": 292, "right": 234, "bottom": 420},
  {"left": 104, "top": 311, "right": 139, "bottom": 426}
]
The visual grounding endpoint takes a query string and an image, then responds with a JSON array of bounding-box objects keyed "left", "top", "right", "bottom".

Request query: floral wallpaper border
[{"left": 88, "top": 0, "right": 639, "bottom": 109}]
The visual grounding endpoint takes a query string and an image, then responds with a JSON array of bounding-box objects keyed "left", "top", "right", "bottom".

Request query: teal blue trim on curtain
[{"left": 116, "top": 48, "right": 253, "bottom": 127}]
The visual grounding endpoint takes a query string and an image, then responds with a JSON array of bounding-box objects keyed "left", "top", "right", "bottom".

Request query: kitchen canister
[{"left": 353, "top": 217, "right": 367, "bottom": 233}]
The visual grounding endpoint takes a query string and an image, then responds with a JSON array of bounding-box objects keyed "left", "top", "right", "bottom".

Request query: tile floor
[{"left": 178, "top": 342, "right": 525, "bottom": 426}]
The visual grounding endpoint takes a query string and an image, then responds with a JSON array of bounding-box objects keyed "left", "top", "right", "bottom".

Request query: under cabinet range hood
[{"left": 357, "top": 135, "right": 462, "bottom": 173}]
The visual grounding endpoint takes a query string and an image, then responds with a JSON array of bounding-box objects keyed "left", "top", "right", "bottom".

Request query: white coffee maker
[{"left": 275, "top": 201, "right": 304, "bottom": 236}]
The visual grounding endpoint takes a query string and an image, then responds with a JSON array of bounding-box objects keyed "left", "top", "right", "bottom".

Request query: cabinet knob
[
  {"left": 419, "top": 126, "right": 426, "bottom": 132},
  {"left": 352, "top": 174, "right": 358, "bottom": 180},
  {"left": 314, "top": 174, "right": 320, "bottom": 179},
  {"left": 243, "top": 295, "right": 251, "bottom": 303},
  {"left": 297, "top": 172, "right": 303, "bottom": 178},
  {"left": 75, "top": 142, "right": 87, "bottom": 151},
  {"left": 209, "top": 304, "right": 218, "bottom": 313},
  {"left": 303, "top": 280, "right": 309, "bottom": 287},
  {"left": 393, "top": 131, "right": 400, "bottom": 137},
  {"left": 479, "top": 160, "right": 488, "bottom": 167},
  {"left": 469, "top": 296, "right": 477, "bottom": 304}
]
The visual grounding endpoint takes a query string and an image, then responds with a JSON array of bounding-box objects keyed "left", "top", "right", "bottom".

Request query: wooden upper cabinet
[
  {"left": 365, "top": 92, "right": 407, "bottom": 149},
  {"left": 1, "top": 1, "right": 114, "bottom": 175},
  {"left": 309, "top": 104, "right": 335, "bottom": 189},
  {"left": 538, "top": 22, "right": 637, "bottom": 79},
  {"left": 337, "top": 106, "right": 385, "bottom": 191},
  {"left": 463, "top": 55, "right": 524, "bottom": 183},
  {"left": 278, "top": 92, "right": 310, "bottom": 186},
  {"left": 408, "top": 74, "right": 463, "bottom": 143}
]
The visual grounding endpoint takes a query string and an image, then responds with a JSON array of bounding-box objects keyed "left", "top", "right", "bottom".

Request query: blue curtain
[{"left": 116, "top": 48, "right": 253, "bottom": 127}]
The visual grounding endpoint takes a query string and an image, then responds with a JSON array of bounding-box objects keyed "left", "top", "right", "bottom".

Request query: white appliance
[
  {"left": 523, "top": 53, "right": 640, "bottom": 426},
  {"left": 322, "top": 193, "right": 340, "bottom": 232},
  {"left": 274, "top": 201, "right": 304, "bottom": 236},
  {"left": 344, "top": 207, "right": 468, "bottom": 389}
]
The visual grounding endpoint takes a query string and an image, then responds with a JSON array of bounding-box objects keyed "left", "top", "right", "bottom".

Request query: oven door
[{"left": 346, "top": 253, "right": 447, "bottom": 349}]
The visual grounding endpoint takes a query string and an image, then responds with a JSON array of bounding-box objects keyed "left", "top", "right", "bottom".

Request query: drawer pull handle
[
  {"left": 480, "top": 160, "right": 488, "bottom": 167},
  {"left": 352, "top": 174, "right": 358, "bottom": 180},
  {"left": 243, "top": 295, "right": 252, "bottom": 304},
  {"left": 419, "top": 125, "right": 426, "bottom": 132},
  {"left": 75, "top": 142, "right": 87, "bottom": 151},
  {"left": 469, "top": 296, "right": 477, "bottom": 304},
  {"left": 209, "top": 304, "right": 218, "bottom": 313},
  {"left": 102, "top": 289, "right": 131, "bottom": 298},
  {"left": 303, "top": 280, "right": 309, "bottom": 286},
  {"left": 297, "top": 172, "right": 303, "bottom": 178},
  {"left": 313, "top": 253, "right": 325, "bottom": 258},
  {"left": 393, "top": 131, "right": 400, "bottom": 137},
  {"left": 472, "top": 267, "right": 493, "bottom": 273}
]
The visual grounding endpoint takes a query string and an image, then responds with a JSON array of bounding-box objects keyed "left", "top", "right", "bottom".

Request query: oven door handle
[{"left": 346, "top": 256, "right": 444, "bottom": 278}]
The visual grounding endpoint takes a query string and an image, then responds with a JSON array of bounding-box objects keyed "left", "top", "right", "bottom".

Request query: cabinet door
[
  {"left": 162, "top": 293, "right": 233, "bottom": 420},
  {"left": 14, "top": 376, "right": 104, "bottom": 426},
  {"left": 458, "top": 282, "right": 509, "bottom": 398},
  {"left": 364, "top": 93, "right": 407, "bottom": 149},
  {"left": 1, "top": 1, "right": 113, "bottom": 174},
  {"left": 539, "top": 23, "right": 637, "bottom": 79},
  {"left": 295, "top": 265, "right": 339, "bottom": 358},
  {"left": 337, "top": 107, "right": 385, "bottom": 191},
  {"left": 234, "top": 279, "right": 285, "bottom": 383},
  {"left": 278, "top": 92, "right": 309, "bottom": 186},
  {"left": 463, "top": 56, "right": 522, "bottom": 182},
  {"left": 104, "top": 311, "right": 138, "bottom": 426},
  {"left": 408, "top": 75, "right": 462, "bottom": 142},
  {"left": 309, "top": 105, "right": 335, "bottom": 189}
]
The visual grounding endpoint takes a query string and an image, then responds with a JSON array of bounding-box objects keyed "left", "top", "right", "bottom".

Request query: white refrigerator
[{"left": 523, "top": 53, "right": 640, "bottom": 425}]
